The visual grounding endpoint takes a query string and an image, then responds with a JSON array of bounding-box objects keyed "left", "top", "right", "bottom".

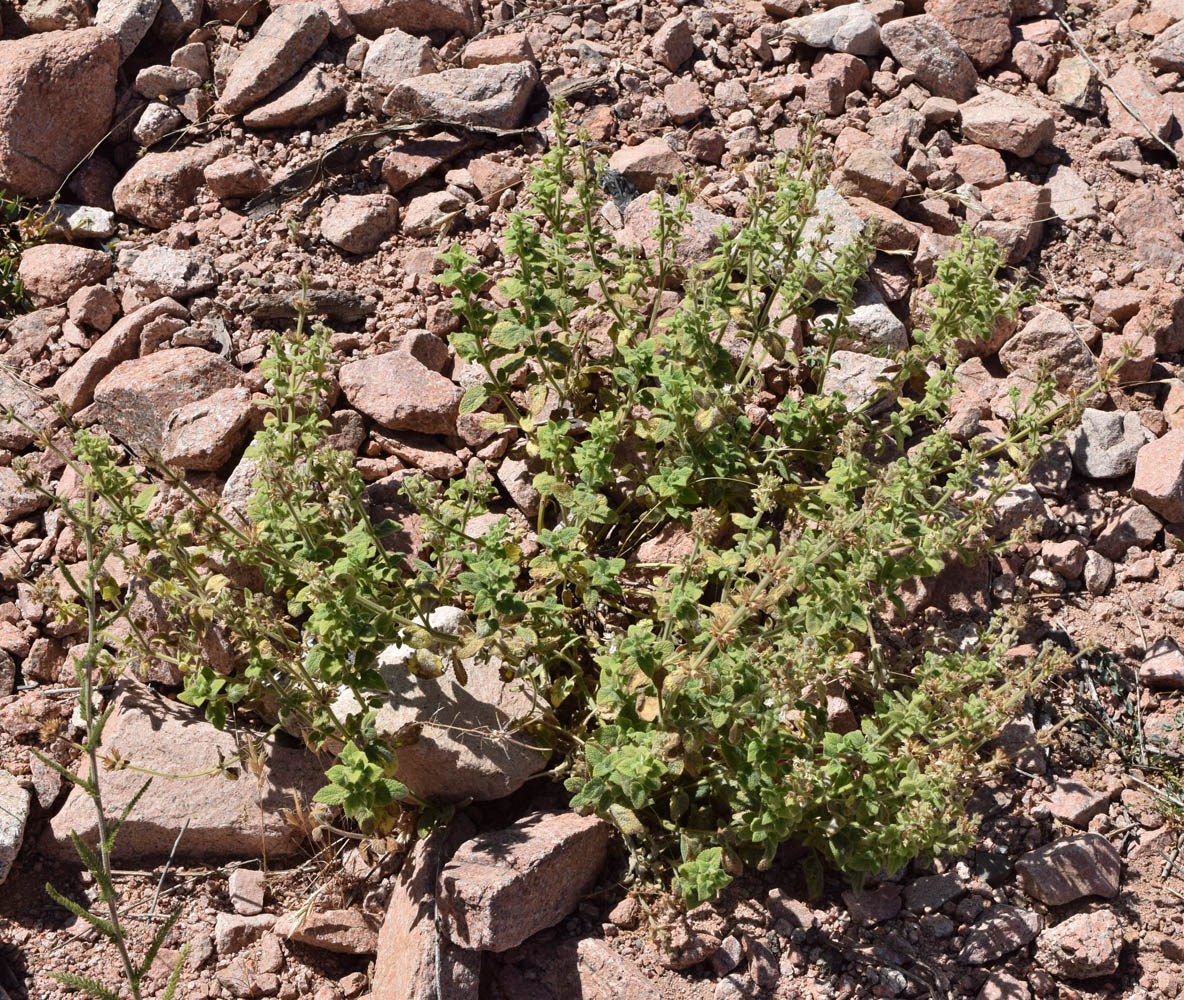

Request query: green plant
[
  {"left": 8, "top": 113, "right": 1083, "bottom": 908},
  {"left": 26, "top": 476, "right": 189, "bottom": 1000}
]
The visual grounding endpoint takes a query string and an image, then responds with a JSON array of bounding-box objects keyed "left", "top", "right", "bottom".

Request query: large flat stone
[{"left": 45, "top": 680, "right": 324, "bottom": 861}]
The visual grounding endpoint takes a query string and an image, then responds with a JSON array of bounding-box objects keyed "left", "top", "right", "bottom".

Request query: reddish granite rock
[{"left": 17, "top": 245, "right": 112, "bottom": 307}]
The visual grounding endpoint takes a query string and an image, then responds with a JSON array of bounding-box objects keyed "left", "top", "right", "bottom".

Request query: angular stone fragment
[
  {"left": 380, "top": 132, "right": 469, "bottom": 193},
  {"left": 96, "top": 0, "right": 162, "bottom": 61},
  {"left": 783, "top": 3, "right": 881, "bottom": 55},
  {"left": 54, "top": 298, "right": 188, "bottom": 413},
  {"left": 461, "top": 31, "right": 534, "bottom": 68},
  {"left": 1052, "top": 56, "right": 1102, "bottom": 114},
  {"left": 1152, "top": 19, "right": 1184, "bottom": 72},
  {"left": 1016, "top": 834, "right": 1121, "bottom": 906},
  {"left": 112, "top": 142, "right": 229, "bottom": 229},
  {"left": 0, "top": 770, "right": 30, "bottom": 886},
  {"left": 960, "top": 90, "right": 1055, "bottom": 157},
  {"left": 1132, "top": 429, "right": 1184, "bottom": 523},
  {"left": 977, "top": 181, "right": 1049, "bottom": 264},
  {"left": 1067, "top": 409, "right": 1153, "bottom": 479},
  {"left": 339, "top": 0, "right": 479, "bottom": 37},
  {"left": 832, "top": 147, "right": 912, "bottom": 206},
  {"left": 372, "top": 818, "right": 481, "bottom": 1000},
  {"left": 18, "top": 245, "right": 112, "bottom": 308},
  {"left": 321, "top": 193, "right": 399, "bottom": 254},
  {"left": 274, "top": 909, "right": 381, "bottom": 953},
  {"left": 960, "top": 905, "right": 1041, "bottom": 965},
  {"left": 608, "top": 137, "right": 683, "bottom": 192},
  {"left": 371, "top": 608, "right": 546, "bottom": 801},
  {"left": 128, "top": 246, "right": 217, "bottom": 299},
  {"left": 997, "top": 309, "right": 1097, "bottom": 399},
  {"left": 215, "top": 912, "right": 277, "bottom": 954},
  {"left": 1115, "top": 185, "right": 1184, "bottom": 271},
  {"left": 338, "top": 353, "right": 462, "bottom": 434},
  {"left": 1046, "top": 164, "right": 1098, "bottom": 222},
  {"left": 1141, "top": 638, "right": 1184, "bottom": 690},
  {"left": 1035, "top": 910, "right": 1123, "bottom": 979},
  {"left": 205, "top": 155, "right": 269, "bottom": 199},
  {"left": 438, "top": 812, "right": 610, "bottom": 951},
  {"left": 880, "top": 15, "right": 977, "bottom": 100},
  {"left": 1105, "top": 65, "right": 1176, "bottom": 144},
  {"left": 361, "top": 27, "right": 434, "bottom": 101},
  {"left": 92, "top": 347, "right": 245, "bottom": 457},
  {"left": 161, "top": 386, "right": 255, "bottom": 471},
  {"left": 229, "top": 868, "right": 265, "bottom": 916},
  {"left": 242, "top": 64, "right": 346, "bottom": 128},
  {"left": 925, "top": 0, "right": 1011, "bottom": 70},
  {"left": 1045, "top": 777, "right": 1109, "bottom": 828},
  {"left": 0, "top": 371, "right": 54, "bottom": 450},
  {"left": 0, "top": 28, "right": 119, "bottom": 198},
  {"left": 217, "top": 4, "right": 332, "bottom": 115},
  {"left": 45, "top": 680, "right": 324, "bottom": 861},
  {"left": 652, "top": 14, "right": 694, "bottom": 70},
  {"left": 826, "top": 350, "right": 896, "bottom": 415},
  {"left": 384, "top": 62, "right": 537, "bottom": 129}
]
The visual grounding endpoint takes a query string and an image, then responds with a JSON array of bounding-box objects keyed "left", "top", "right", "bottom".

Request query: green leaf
[{"left": 458, "top": 384, "right": 489, "bottom": 415}]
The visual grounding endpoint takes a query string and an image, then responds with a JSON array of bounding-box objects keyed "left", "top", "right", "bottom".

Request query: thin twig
[
  {"left": 1053, "top": 10, "right": 1180, "bottom": 162},
  {"left": 150, "top": 818, "right": 189, "bottom": 916}
]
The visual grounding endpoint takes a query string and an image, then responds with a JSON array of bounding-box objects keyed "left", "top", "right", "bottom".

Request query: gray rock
[
  {"left": 384, "top": 62, "right": 538, "bottom": 129},
  {"left": 215, "top": 912, "right": 277, "bottom": 954},
  {"left": 959, "top": 905, "right": 1041, "bottom": 965},
  {"left": 372, "top": 607, "right": 546, "bottom": 802},
  {"left": 96, "top": 0, "right": 163, "bottom": 61},
  {"left": 825, "top": 350, "right": 897, "bottom": 415},
  {"left": 361, "top": 27, "right": 435, "bottom": 102},
  {"left": 801, "top": 186, "right": 866, "bottom": 266},
  {"left": 1067, "top": 409, "right": 1153, "bottom": 479},
  {"left": 0, "top": 769, "right": 30, "bottom": 886},
  {"left": 41, "top": 203, "right": 118, "bottom": 240},
  {"left": 880, "top": 15, "right": 977, "bottom": 102},
  {"left": 242, "top": 64, "right": 347, "bottom": 129},
  {"left": 814, "top": 280, "right": 908, "bottom": 354},
  {"left": 134, "top": 102, "right": 187, "bottom": 147},
  {"left": 128, "top": 246, "right": 218, "bottom": 299},
  {"left": 783, "top": 3, "right": 881, "bottom": 55},
  {"left": 1035, "top": 909, "right": 1123, "bottom": 979}
]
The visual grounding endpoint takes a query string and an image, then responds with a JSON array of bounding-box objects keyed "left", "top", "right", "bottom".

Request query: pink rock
[
  {"left": 1115, "top": 185, "right": 1184, "bottom": 272},
  {"left": 402, "top": 189, "right": 462, "bottom": 237},
  {"left": 926, "top": 0, "right": 1012, "bottom": 70},
  {"left": 112, "top": 141, "right": 229, "bottom": 229},
  {"left": 380, "top": 132, "right": 470, "bottom": 194},
  {"left": 17, "top": 245, "right": 112, "bottom": 307},
  {"left": 652, "top": 14, "right": 694, "bottom": 70},
  {"left": 372, "top": 819, "right": 480, "bottom": 1000},
  {"left": 1094, "top": 502, "right": 1162, "bottom": 561},
  {"left": 229, "top": 868, "right": 265, "bottom": 916},
  {"left": 1105, "top": 64, "right": 1176, "bottom": 144},
  {"left": 362, "top": 27, "right": 434, "bottom": 105},
  {"left": 339, "top": 0, "right": 479, "bottom": 37},
  {"left": 842, "top": 884, "right": 902, "bottom": 925},
  {"left": 54, "top": 298, "right": 188, "bottom": 413},
  {"left": 161, "top": 385, "right": 255, "bottom": 471},
  {"left": 1010, "top": 39, "right": 1055, "bottom": 85},
  {"left": 438, "top": 812, "right": 610, "bottom": 952},
  {"left": 338, "top": 352, "right": 462, "bottom": 434},
  {"left": 217, "top": 3, "right": 332, "bottom": 115},
  {"left": 467, "top": 156, "right": 522, "bottom": 206},
  {"left": 1139, "top": 637, "right": 1184, "bottom": 690},
  {"left": 216, "top": 912, "right": 278, "bottom": 953},
  {"left": 880, "top": 15, "right": 977, "bottom": 102},
  {"left": 960, "top": 89, "right": 1056, "bottom": 157},
  {"left": 320, "top": 192, "right": 399, "bottom": 253},
  {"left": 0, "top": 28, "right": 119, "bottom": 198},
  {"left": 1132, "top": 429, "right": 1184, "bottom": 523},
  {"left": 997, "top": 309, "right": 1097, "bottom": 399},
  {"left": 205, "top": 154, "right": 269, "bottom": 199},
  {"left": 67, "top": 284, "right": 120, "bottom": 331},
  {"left": 242, "top": 64, "right": 346, "bottom": 128},
  {"left": 664, "top": 78, "right": 708, "bottom": 124},
  {"left": 1045, "top": 777, "right": 1110, "bottom": 828},
  {"left": 92, "top": 346, "right": 245, "bottom": 458},
  {"left": 460, "top": 31, "right": 534, "bottom": 68},
  {"left": 977, "top": 180, "right": 1049, "bottom": 264},
  {"left": 831, "top": 147, "right": 913, "bottom": 206},
  {"left": 608, "top": 137, "right": 682, "bottom": 192},
  {"left": 45, "top": 680, "right": 324, "bottom": 861},
  {"left": 1015, "top": 833, "right": 1121, "bottom": 905},
  {"left": 274, "top": 909, "right": 381, "bottom": 953},
  {"left": 134, "top": 64, "right": 203, "bottom": 97},
  {"left": 384, "top": 62, "right": 537, "bottom": 129},
  {"left": 1035, "top": 909, "right": 1123, "bottom": 979},
  {"left": 951, "top": 144, "right": 1007, "bottom": 188},
  {"left": 272, "top": 0, "right": 355, "bottom": 37}
]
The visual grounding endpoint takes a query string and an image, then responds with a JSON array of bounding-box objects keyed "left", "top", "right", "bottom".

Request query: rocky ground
[{"left": 3, "top": 0, "right": 1184, "bottom": 997}]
